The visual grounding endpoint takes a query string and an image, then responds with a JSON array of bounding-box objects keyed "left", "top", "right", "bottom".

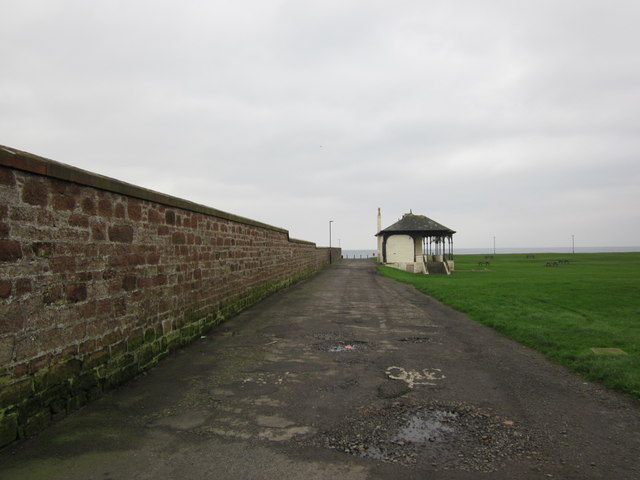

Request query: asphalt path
[{"left": 2, "top": 260, "right": 639, "bottom": 479}]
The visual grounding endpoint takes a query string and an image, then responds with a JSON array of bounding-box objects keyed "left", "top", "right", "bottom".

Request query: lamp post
[
  {"left": 572, "top": 234, "right": 575, "bottom": 254},
  {"left": 329, "top": 220, "right": 333, "bottom": 263},
  {"left": 493, "top": 236, "right": 496, "bottom": 255}
]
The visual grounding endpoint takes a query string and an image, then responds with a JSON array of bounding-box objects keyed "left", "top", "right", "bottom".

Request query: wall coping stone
[{"left": 0, "top": 145, "right": 315, "bottom": 244}]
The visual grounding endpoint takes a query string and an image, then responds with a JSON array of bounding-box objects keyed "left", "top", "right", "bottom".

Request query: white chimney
[{"left": 377, "top": 208, "right": 383, "bottom": 262}]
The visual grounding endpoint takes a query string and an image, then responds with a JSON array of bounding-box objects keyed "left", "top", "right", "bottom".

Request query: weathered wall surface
[{"left": 0, "top": 145, "right": 340, "bottom": 448}]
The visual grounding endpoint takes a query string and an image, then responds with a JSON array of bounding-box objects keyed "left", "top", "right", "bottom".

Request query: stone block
[
  {"left": 27, "top": 354, "right": 51, "bottom": 375},
  {"left": 52, "top": 194, "right": 76, "bottom": 211},
  {"left": 91, "top": 222, "right": 107, "bottom": 241},
  {"left": 43, "top": 283, "right": 65, "bottom": 304},
  {"left": 127, "top": 332, "right": 144, "bottom": 351},
  {"left": 22, "top": 179, "right": 48, "bottom": 206},
  {"left": 127, "top": 202, "right": 142, "bottom": 221},
  {"left": 15, "top": 278, "right": 32, "bottom": 296},
  {"left": 25, "top": 409, "right": 51, "bottom": 437},
  {"left": 66, "top": 283, "right": 87, "bottom": 303},
  {"left": 114, "top": 203, "right": 125, "bottom": 218},
  {"left": 80, "top": 197, "right": 96, "bottom": 215},
  {"left": 0, "top": 411, "right": 18, "bottom": 447},
  {"left": 13, "top": 363, "right": 28, "bottom": 377},
  {"left": 147, "top": 209, "right": 162, "bottom": 224},
  {"left": 172, "top": 232, "right": 185, "bottom": 244},
  {"left": 109, "top": 340, "right": 127, "bottom": 358},
  {"left": 82, "top": 347, "right": 109, "bottom": 369},
  {"left": 98, "top": 198, "right": 112, "bottom": 217},
  {"left": 127, "top": 253, "right": 145, "bottom": 266},
  {"left": 70, "top": 371, "right": 100, "bottom": 395},
  {"left": 166, "top": 330, "right": 181, "bottom": 350},
  {"left": 162, "top": 319, "right": 173, "bottom": 335},
  {"left": 121, "top": 275, "right": 137, "bottom": 291},
  {"left": 87, "top": 384, "right": 102, "bottom": 402},
  {"left": 48, "top": 256, "right": 76, "bottom": 274},
  {"left": 0, "top": 378, "right": 33, "bottom": 409},
  {"left": 0, "top": 280, "right": 11, "bottom": 298},
  {"left": 152, "top": 338, "right": 166, "bottom": 356},
  {"left": 0, "top": 336, "right": 14, "bottom": 364},
  {"left": 144, "top": 328, "right": 156, "bottom": 343},
  {"left": 38, "top": 383, "right": 70, "bottom": 413},
  {"left": 68, "top": 213, "right": 89, "bottom": 228},
  {"left": 137, "top": 344, "right": 155, "bottom": 367},
  {"left": 43, "top": 359, "right": 82, "bottom": 388},
  {"left": 102, "top": 363, "right": 138, "bottom": 391},
  {"left": 0, "top": 167, "right": 16, "bottom": 186},
  {"left": 31, "top": 242, "right": 55, "bottom": 257},
  {"left": 67, "top": 390, "right": 89, "bottom": 410},
  {"left": 108, "top": 225, "right": 134, "bottom": 243},
  {"left": 0, "top": 239, "right": 22, "bottom": 262}
]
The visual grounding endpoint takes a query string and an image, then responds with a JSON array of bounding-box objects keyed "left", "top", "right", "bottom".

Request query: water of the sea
[{"left": 342, "top": 247, "right": 640, "bottom": 258}]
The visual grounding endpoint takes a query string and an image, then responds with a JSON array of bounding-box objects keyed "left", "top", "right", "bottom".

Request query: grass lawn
[{"left": 377, "top": 252, "right": 640, "bottom": 400}]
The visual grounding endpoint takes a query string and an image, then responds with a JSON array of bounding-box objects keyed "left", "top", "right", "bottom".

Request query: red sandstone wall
[{"left": 0, "top": 145, "right": 339, "bottom": 446}]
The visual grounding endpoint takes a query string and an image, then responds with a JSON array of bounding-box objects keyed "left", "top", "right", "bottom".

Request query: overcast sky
[{"left": 2, "top": 0, "right": 639, "bottom": 250}]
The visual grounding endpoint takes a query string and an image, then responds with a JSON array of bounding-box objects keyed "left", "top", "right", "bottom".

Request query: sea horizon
[{"left": 342, "top": 246, "right": 640, "bottom": 258}]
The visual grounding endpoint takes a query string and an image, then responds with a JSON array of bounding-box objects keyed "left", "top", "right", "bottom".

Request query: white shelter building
[{"left": 376, "top": 209, "right": 455, "bottom": 274}]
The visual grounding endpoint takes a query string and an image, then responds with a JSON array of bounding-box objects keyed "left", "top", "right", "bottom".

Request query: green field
[{"left": 377, "top": 252, "right": 640, "bottom": 399}]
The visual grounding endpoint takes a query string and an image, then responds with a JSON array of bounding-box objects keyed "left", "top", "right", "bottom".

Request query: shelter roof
[{"left": 376, "top": 212, "right": 455, "bottom": 236}]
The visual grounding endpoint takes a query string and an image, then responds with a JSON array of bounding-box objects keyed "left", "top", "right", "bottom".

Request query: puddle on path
[
  {"left": 309, "top": 402, "right": 542, "bottom": 473},
  {"left": 393, "top": 410, "right": 456, "bottom": 443}
]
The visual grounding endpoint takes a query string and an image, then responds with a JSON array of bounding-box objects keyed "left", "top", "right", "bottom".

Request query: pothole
[
  {"left": 397, "top": 337, "right": 432, "bottom": 344},
  {"left": 328, "top": 341, "right": 366, "bottom": 352},
  {"left": 393, "top": 410, "right": 456, "bottom": 443},
  {"left": 309, "top": 402, "right": 542, "bottom": 472},
  {"left": 312, "top": 340, "right": 371, "bottom": 352}
]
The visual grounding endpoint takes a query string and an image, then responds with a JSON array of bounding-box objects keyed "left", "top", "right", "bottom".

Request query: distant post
[
  {"left": 493, "top": 236, "right": 496, "bottom": 255},
  {"left": 572, "top": 234, "right": 575, "bottom": 254},
  {"left": 329, "top": 220, "right": 333, "bottom": 264}
]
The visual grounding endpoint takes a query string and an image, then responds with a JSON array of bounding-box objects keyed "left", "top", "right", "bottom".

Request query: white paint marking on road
[{"left": 385, "top": 366, "right": 445, "bottom": 388}]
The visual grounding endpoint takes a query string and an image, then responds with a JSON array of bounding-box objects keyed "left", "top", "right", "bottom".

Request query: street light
[{"left": 329, "top": 220, "right": 333, "bottom": 263}]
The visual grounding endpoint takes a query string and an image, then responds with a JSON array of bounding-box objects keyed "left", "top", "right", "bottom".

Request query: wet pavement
[{"left": 1, "top": 260, "right": 639, "bottom": 479}]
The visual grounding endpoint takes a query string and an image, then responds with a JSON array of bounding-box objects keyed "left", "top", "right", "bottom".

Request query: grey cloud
[{"left": 1, "top": 0, "right": 639, "bottom": 249}]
